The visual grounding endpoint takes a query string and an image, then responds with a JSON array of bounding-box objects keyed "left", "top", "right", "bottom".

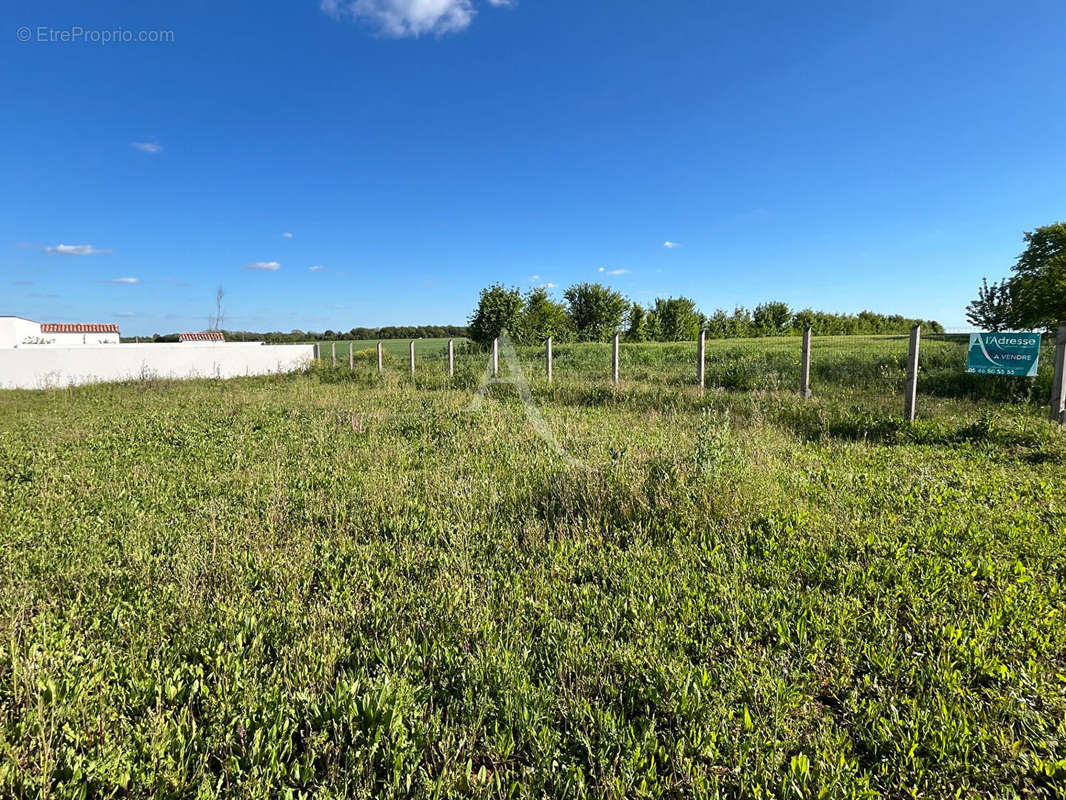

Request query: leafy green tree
[
  {"left": 625, "top": 303, "right": 649, "bottom": 342},
  {"left": 1004, "top": 223, "right": 1066, "bottom": 330},
  {"left": 965, "top": 278, "right": 1014, "bottom": 331},
  {"left": 515, "top": 288, "right": 572, "bottom": 345},
  {"left": 469, "top": 284, "right": 523, "bottom": 347},
  {"left": 753, "top": 301, "right": 792, "bottom": 336},
  {"left": 564, "top": 283, "right": 629, "bottom": 342},
  {"left": 650, "top": 297, "right": 703, "bottom": 341},
  {"left": 729, "top": 307, "right": 755, "bottom": 338},
  {"left": 792, "top": 308, "right": 817, "bottom": 333},
  {"left": 705, "top": 309, "right": 730, "bottom": 339}
]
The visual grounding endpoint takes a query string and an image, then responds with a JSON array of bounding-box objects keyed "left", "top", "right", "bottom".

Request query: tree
[
  {"left": 753, "top": 301, "right": 792, "bottom": 336},
  {"left": 729, "top": 307, "right": 754, "bottom": 338},
  {"left": 625, "top": 302, "right": 649, "bottom": 342},
  {"left": 1004, "top": 223, "right": 1066, "bottom": 330},
  {"left": 965, "top": 278, "right": 1013, "bottom": 331},
  {"left": 208, "top": 286, "right": 225, "bottom": 331},
  {"left": 564, "top": 283, "right": 629, "bottom": 342},
  {"left": 792, "top": 308, "right": 817, "bottom": 333},
  {"left": 649, "top": 297, "right": 703, "bottom": 341},
  {"left": 514, "top": 288, "right": 572, "bottom": 345},
  {"left": 469, "top": 284, "right": 523, "bottom": 347}
]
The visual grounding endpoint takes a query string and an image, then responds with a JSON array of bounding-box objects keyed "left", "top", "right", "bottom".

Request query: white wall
[
  {"left": 37, "top": 331, "right": 120, "bottom": 347},
  {"left": 0, "top": 318, "right": 45, "bottom": 349},
  {"left": 0, "top": 342, "right": 315, "bottom": 390}
]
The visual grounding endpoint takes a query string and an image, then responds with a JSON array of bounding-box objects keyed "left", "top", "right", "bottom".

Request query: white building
[{"left": 0, "top": 316, "right": 120, "bottom": 348}]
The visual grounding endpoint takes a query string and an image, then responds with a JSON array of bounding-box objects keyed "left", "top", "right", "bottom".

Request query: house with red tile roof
[{"left": 0, "top": 316, "right": 120, "bottom": 348}]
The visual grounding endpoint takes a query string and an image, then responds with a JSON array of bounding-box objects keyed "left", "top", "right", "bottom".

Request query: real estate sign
[{"left": 967, "top": 332, "right": 1041, "bottom": 377}]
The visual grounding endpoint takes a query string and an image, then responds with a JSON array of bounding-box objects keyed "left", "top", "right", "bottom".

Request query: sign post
[{"left": 967, "top": 332, "right": 1041, "bottom": 378}]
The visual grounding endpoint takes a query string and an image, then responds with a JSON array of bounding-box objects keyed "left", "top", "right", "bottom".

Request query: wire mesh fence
[{"left": 308, "top": 329, "right": 1064, "bottom": 417}]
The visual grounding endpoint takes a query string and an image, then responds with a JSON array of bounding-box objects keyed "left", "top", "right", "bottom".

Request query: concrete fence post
[
  {"left": 448, "top": 339, "right": 455, "bottom": 377},
  {"left": 313, "top": 343, "right": 320, "bottom": 361},
  {"left": 331, "top": 342, "right": 336, "bottom": 368},
  {"left": 546, "top": 336, "right": 553, "bottom": 384},
  {"left": 492, "top": 338, "right": 499, "bottom": 377},
  {"left": 349, "top": 341, "right": 354, "bottom": 371},
  {"left": 904, "top": 325, "right": 921, "bottom": 422},
  {"left": 612, "top": 334, "right": 620, "bottom": 385},
  {"left": 377, "top": 341, "right": 383, "bottom": 375},
  {"left": 1051, "top": 323, "right": 1066, "bottom": 424},
  {"left": 410, "top": 340, "right": 416, "bottom": 375},
  {"left": 697, "top": 329, "right": 706, "bottom": 391},
  {"left": 800, "top": 326, "right": 812, "bottom": 399}
]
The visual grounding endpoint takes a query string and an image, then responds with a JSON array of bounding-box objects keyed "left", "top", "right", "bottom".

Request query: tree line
[
  {"left": 126, "top": 326, "right": 471, "bottom": 344},
  {"left": 966, "top": 222, "right": 1066, "bottom": 332},
  {"left": 468, "top": 283, "right": 941, "bottom": 347}
]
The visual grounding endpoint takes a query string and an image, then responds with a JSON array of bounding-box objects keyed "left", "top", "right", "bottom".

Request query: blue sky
[{"left": 3, "top": 0, "right": 1064, "bottom": 335}]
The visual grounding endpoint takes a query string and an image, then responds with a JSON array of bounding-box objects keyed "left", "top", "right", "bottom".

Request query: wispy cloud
[
  {"left": 244, "top": 261, "right": 282, "bottom": 271},
  {"left": 106, "top": 277, "right": 140, "bottom": 284},
  {"left": 529, "top": 274, "right": 541, "bottom": 282},
  {"left": 321, "top": 0, "right": 512, "bottom": 37},
  {"left": 308, "top": 265, "right": 324, "bottom": 272},
  {"left": 113, "top": 311, "right": 138, "bottom": 318},
  {"left": 132, "top": 142, "right": 163, "bottom": 154},
  {"left": 663, "top": 241, "right": 680, "bottom": 248},
  {"left": 44, "top": 244, "right": 112, "bottom": 256},
  {"left": 598, "top": 267, "right": 629, "bottom": 275},
  {"left": 282, "top": 232, "right": 294, "bottom": 238},
  {"left": 543, "top": 282, "right": 557, "bottom": 289}
]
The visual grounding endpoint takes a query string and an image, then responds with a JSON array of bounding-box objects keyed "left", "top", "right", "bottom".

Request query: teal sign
[{"left": 967, "top": 332, "right": 1041, "bottom": 377}]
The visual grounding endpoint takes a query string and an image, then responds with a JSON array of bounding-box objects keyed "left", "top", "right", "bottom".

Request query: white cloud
[
  {"left": 282, "top": 232, "right": 294, "bottom": 238},
  {"left": 543, "top": 282, "right": 557, "bottom": 289},
  {"left": 663, "top": 241, "right": 681, "bottom": 248},
  {"left": 106, "top": 277, "right": 139, "bottom": 284},
  {"left": 598, "top": 266, "right": 605, "bottom": 272},
  {"left": 529, "top": 274, "right": 541, "bottom": 282},
  {"left": 44, "top": 244, "right": 112, "bottom": 256},
  {"left": 244, "top": 261, "right": 281, "bottom": 271},
  {"left": 308, "top": 265, "right": 324, "bottom": 272},
  {"left": 113, "top": 311, "right": 137, "bottom": 318},
  {"left": 606, "top": 269, "right": 630, "bottom": 276},
  {"left": 321, "top": 0, "right": 511, "bottom": 37},
  {"left": 132, "top": 142, "right": 163, "bottom": 154}
]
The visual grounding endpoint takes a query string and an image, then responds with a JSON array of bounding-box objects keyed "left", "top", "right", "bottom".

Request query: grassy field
[
  {"left": 314, "top": 338, "right": 467, "bottom": 362},
  {"left": 2, "top": 338, "right": 1065, "bottom": 798}
]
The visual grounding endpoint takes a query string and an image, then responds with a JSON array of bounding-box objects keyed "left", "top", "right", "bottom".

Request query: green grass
[{"left": 1, "top": 337, "right": 1065, "bottom": 798}]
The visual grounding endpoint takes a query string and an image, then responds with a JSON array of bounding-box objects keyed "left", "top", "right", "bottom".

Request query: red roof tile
[
  {"left": 179, "top": 331, "right": 225, "bottom": 342},
  {"left": 40, "top": 323, "right": 120, "bottom": 334}
]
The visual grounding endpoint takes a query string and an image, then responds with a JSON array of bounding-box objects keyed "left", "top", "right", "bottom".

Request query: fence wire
[{"left": 309, "top": 332, "right": 1059, "bottom": 410}]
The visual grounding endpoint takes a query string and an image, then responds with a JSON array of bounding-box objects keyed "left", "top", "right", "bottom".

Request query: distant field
[{"left": 2, "top": 335, "right": 1064, "bottom": 797}]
